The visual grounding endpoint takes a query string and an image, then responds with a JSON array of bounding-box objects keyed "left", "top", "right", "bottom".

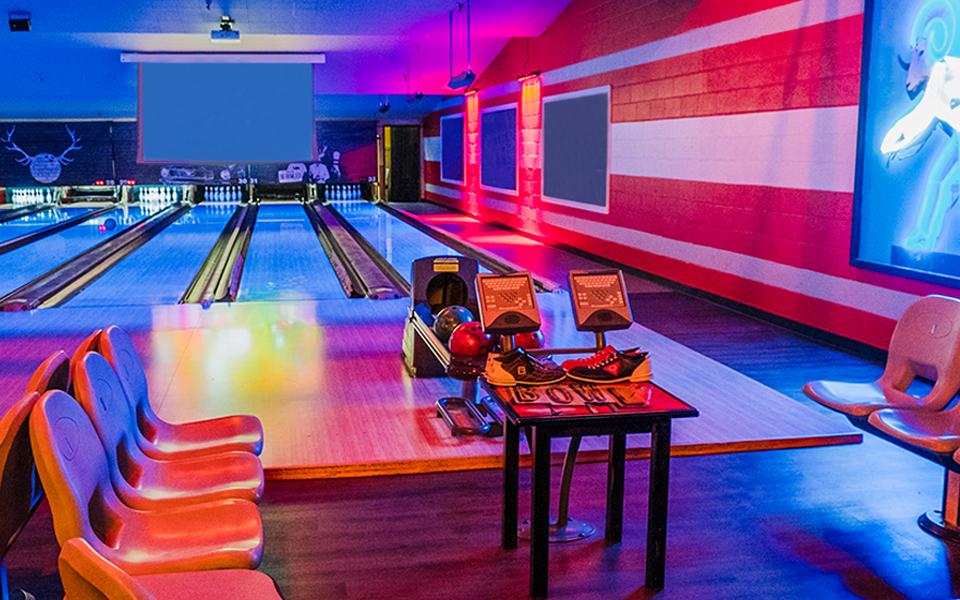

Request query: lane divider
[{"left": 0, "top": 202, "right": 192, "bottom": 311}]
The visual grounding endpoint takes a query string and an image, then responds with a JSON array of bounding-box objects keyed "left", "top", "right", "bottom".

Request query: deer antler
[
  {"left": 57, "top": 126, "right": 82, "bottom": 164},
  {"left": 1, "top": 127, "right": 32, "bottom": 165}
]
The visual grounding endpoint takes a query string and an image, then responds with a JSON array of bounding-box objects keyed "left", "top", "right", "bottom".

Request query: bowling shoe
[
  {"left": 484, "top": 348, "right": 566, "bottom": 387},
  {"left": 564, "top": 347, "right": 652, "bottom": 384}
]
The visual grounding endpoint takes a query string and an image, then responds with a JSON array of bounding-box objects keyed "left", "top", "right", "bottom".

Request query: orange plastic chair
[
  {"left": 71, "top": 352, "right": 263, "bottom": 510},
  {"left": 0, "top": 392, "right": 43, "bottom": 599},
  {"left": 60, "top": 538, "right": 283, "bottom": 600},
  {"left": 70, "top": 328, "right": 103, "bottom": 375},
  {"left": 99, "top": 326, "right": 263, "bottom": 459},
  {"left": 30, "top": 391, "right": 263, "bottom": 575},
  {"left": 24, "top": 350, "right": 71, "bottom": 396},
  {"left": 804, "top": 295, "right": 960, "bottom": 418}
]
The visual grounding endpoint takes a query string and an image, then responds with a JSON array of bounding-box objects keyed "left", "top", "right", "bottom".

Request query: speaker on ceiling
[{"left": 8, "top": 11, "right": 30, "bottom": 32}]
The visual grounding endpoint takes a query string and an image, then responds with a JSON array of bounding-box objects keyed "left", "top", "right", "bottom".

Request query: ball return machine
[{"left": 402, "top": 256, "right": 502, "bottom": 437}]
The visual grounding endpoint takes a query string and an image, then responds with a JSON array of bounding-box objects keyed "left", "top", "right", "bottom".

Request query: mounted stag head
[{"left": 1, "top": 125, "right": 82, "bottom": 184}]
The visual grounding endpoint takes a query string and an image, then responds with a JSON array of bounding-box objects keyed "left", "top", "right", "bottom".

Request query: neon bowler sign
[{"left": 852, "top": 0, "right": 960, "bottom": 286}]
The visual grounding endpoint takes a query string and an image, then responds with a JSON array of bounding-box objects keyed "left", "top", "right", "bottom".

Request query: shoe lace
[{"left": 581, "top": 346, "right": 616, "bottom": 368}]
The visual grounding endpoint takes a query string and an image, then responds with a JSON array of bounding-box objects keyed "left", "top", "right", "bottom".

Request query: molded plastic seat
[
  {"left": 71, "top": 352, "right": 263, "bottom": 510},
  {"left": 24, "top": 350, "right": 71, "bottom": 396},
  {"left": 70, "top": 328, "right": 103, "bottom": 376},
  {"left": 868, "top": 408, "right": 960, "bottom": 454},
  {"left": 99, "top": 326, "right": 263, "bottom": 459},
  {"left": 804, "top": 295, "right": 960, "bottom": 417},
  {"left": 60, "top": 538, "right": 283, "bottom": 600},
  {"left": 0, "top": 392, "right": 43, "bottom": 561},
  {"left": 30, "top": 391, "right": 263, "bottom": 575}
]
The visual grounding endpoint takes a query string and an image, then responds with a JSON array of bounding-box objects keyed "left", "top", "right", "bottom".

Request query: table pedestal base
[{"left": 519, "top": 518, "right": 596, "bottom": 543}]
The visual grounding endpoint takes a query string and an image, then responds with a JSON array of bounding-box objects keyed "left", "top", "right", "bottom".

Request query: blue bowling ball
[
  {"left": 104, "top": 217, "right": 117, "bottom": 231},
  {"left": 433, "top": 305, "right": 474, "bottom": 343}
]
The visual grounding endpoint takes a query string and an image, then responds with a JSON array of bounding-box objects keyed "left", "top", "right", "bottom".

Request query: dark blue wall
[{"left": 0, "top": 120, "right": 378, "bottom": 186}]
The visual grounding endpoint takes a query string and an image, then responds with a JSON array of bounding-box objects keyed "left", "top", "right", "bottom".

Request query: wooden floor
[
  {"left": 0, "top": 290, "right": 859, "bottom": 479},
  {"left": 0, "top": 199, "right": 927, "bottom": 598},
  {"left": 7, "top": 289, "right": 958, "bottom": 599}
]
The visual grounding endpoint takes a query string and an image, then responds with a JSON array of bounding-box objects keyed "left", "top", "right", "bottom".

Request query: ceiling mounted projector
[
  {"left": 447, "top": 69, "right": 475, "bottom": 89},
  {"left": 211, "top": 15, "right": 239, "bottom": 43},
  {"left": 447, "top": 0, "right": 475, "bottom": 91}
]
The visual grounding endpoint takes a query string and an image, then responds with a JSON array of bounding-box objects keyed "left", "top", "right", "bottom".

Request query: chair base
[
  {"left": 518, "top": 518, "right": 597, "bottom": 543},
  {"left": 919, "top": 510, "right": 960, "bottom": 543}
]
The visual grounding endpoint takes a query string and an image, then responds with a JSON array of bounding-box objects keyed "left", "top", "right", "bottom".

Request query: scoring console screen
[
  {"left": 568, "top": 269, "right": 632, "bottom": 331},
  {"left": 573, "top": 273, "right": 625, "bottom": 309},
  {"left": 476, "top": 272, "right": 540, "bottom": 334}
]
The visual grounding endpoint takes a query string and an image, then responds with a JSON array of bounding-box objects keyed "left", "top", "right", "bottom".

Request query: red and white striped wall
[{"left": 423, "top": 0, "right": 955, "bottom": 350}]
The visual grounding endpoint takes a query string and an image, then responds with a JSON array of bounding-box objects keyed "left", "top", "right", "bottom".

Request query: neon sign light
[{"left": 881, "top": 0, "right": 960, "bottom": 252}]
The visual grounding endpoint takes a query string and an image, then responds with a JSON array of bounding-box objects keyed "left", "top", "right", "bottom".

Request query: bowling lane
[
  {"left": 329, "top": 199, "right": 487, "bottom": 279},
  {"left": 238, "top": 203, "right": 344, "bottom": 302},
  {"left": 0, "top": 205, "right": 150, "bottom": 296},
  {"left": 0, "top": 206, "right": 93, "bottom": 244},
  {"left": 67, "top": 203, "right": 236, "bottom": 307}
]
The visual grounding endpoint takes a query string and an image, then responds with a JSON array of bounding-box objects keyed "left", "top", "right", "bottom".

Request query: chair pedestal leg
[{"left": 919, "top": 469, "right": 960, "bottom": 543}]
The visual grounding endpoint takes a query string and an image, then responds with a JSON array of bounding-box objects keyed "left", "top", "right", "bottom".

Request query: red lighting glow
[
  {"left": 519, "top": 75, "right": 542, "bottom": 234},
  {"left": 465, "top": 92, "right": 481, "bottom": 216}
]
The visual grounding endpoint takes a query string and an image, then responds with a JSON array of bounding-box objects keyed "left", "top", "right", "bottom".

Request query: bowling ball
[
  {"left": 515, "top": 330, "right": 545, "bottom": 350},
  {"left": 97, "top": 224, "right": 106, "bottom": 233},
  {"left": 433, "top": 305, "right": 474, "bottom": 343},
  {"left": 104, "top": 217, "right": 117, "bottom": 231},
  {"left": 448, "top": 322, "right": 494, "bottom": 357}
]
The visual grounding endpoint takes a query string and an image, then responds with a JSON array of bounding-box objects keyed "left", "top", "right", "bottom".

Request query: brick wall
[{"left": 422, "top": 0, "right": 948, "bottom": 349}]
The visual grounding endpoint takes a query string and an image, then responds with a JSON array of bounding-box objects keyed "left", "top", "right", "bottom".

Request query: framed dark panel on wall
[
  {"left": 542, "top": 87, "right": 609, "bottom": 213},
  {"left": 852, "top": 0, "right": 960, "bottom": 287},
  {"left": 480, "top": 103, "right": 517, "bottom": 193},
  {"left": 440, "top": 114, "right": 464, "bottom": 184}
]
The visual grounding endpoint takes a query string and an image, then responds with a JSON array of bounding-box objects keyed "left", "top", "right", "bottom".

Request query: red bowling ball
[
  {"left": 514, "top": 330, "right": 545, "bottom": 350},
  {"left": 448, "top": 322, "right": 494, "bottom": 357}
]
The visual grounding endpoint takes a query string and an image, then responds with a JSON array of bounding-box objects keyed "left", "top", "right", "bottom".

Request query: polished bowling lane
[
  {"left": 329, "top": 199, "right": 487, "bottom": 278},
  {"left": 0, "top": 206, "right": 93, "bottom": 244},
  {"left": 66, "top": 203, "right": 236, "bottom": 307},
  {"left": 238, "top": 203, "right": 344, "bottom": 303},
  {"left": 0, "top": 204, "right": 149, "bottom": 296}
]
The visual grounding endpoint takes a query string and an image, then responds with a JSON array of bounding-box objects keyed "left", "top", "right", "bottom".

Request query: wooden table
[{"left": 483, "top": 380, "right": 699, "bottom": 598}]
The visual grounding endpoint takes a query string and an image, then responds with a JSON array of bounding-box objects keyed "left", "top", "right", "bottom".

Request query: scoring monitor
[
  {"left": 568, "top": 269, "right": 632, "bottom": 332},
  {"left": 475, "top": 272, "right": 541, "bottom": 335}
]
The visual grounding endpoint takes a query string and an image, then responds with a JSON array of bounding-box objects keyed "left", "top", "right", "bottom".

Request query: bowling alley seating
[
  {"left": 70, "top": 352, "right": 263, "bottom": 510},
  {"left": 0, "top": 392, "right": 44, "bottom": 599},
  {"left": 98, "top": 325, "right": 264, "bottom": 459},
  {"left": 59, "top": 538, "right": 283, "bottom": 600},
  {"left": 804, "top": 295, "right": 960, "bottom": 420},
  {"left": 30, "top": 390, "right": 264, "bottom": 574},
  {"left": 69, "top": 328, "right": 104, "bottom": 375},
  {"left": 805, "top": 295, "right": 960, "bottom": 540},
  {"left": 25, "top": 350, "right": 71, "bottom": 395}
]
